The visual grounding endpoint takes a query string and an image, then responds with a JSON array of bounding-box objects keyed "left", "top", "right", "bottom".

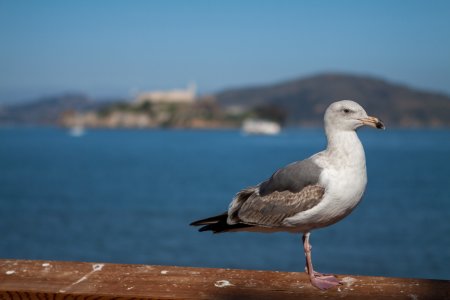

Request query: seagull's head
[{"left": 324, "top": 100, "right": 385, "bottom": 132}]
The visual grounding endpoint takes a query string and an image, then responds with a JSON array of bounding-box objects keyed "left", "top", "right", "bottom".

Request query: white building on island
[{"left": 135, "top": 83, "right": 197, "bottom": 104}]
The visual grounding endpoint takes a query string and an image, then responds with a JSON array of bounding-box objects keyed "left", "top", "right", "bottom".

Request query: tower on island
[{"left": 135, "top": 83, "right": 196, "bottom": 104}]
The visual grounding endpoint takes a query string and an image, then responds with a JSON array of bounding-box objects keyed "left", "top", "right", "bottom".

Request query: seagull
[{"left": 191, "top": 100, "right": 385, "bottom": 290}]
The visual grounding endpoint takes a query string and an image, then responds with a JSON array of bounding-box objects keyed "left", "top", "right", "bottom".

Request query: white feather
[{"left": 283, "top": 104, "right": 369, "bottom": 232}]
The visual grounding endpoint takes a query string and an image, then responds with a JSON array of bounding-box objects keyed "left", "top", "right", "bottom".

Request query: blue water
[{"left": 0, "top": 128, "right": 449, "bottom": 280}]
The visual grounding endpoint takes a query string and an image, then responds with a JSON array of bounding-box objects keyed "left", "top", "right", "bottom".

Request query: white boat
[
  {"left": 242, "top": 119, "right": 281, "bottom": 135},
  {"left": 69, "top": 125, "right": 85, "bottom": 137}
]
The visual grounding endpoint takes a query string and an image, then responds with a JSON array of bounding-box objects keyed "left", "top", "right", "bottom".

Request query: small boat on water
[
  {"left": 69, "top": 125, "right": 85, "bottom": 137},
  {"left": 242, "top": 119, "right": 281, "bottom": 135}
]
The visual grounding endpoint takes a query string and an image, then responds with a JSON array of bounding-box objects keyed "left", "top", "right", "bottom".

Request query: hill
[
  {"left": 214, "top": 73, "right": 450, "bottom": 127},
  {"left": 0, "top": 94, "right": 116, "bottom": 125},
  {"left": 1, "top": 73, "right": 449, "bottom": 128}
]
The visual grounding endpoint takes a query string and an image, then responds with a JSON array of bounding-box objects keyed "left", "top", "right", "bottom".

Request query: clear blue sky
[{"left": 1, "top": 0, "right": 450, "bottom": 103}]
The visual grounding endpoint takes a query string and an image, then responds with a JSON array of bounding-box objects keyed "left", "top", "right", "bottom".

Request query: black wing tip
[
  {"left": 190, "top": 212, "right": 228, "bottom": 227},
  {"left": 197, "top": 223, "right": 252, "bottom": 233},
  {"left": 191, "top": 212, "right": 253, "bottom": 233},
  {"left": 198, "top": 224, "right": 217, "bottom": 232},
  {"left": 190, "top": 220, "right": 204, "bottom": 226}
]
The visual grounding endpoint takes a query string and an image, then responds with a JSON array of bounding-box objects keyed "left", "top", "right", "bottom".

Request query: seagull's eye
[{"left": 343, "top": 108, "right": 350, "bottom": 113}]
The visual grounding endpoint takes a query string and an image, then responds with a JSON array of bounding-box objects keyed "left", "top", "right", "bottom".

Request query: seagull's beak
[{"left": 359, "top": 116, "right": 385, "bottom": 130}]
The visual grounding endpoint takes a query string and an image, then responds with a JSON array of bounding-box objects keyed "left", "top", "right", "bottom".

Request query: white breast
[
  {"left": 283, "top": 131, "right": 368, "bottom": 232},
  {"left": 319, "top": 164, "right": 367, "bottom": 220}
]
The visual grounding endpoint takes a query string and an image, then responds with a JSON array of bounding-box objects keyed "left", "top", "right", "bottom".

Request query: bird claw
[{"left": 310, "top": 274, "right": 342, "bottom": 290}]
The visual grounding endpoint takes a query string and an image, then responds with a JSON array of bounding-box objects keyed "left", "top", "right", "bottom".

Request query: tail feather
[
  {"left": 190, "top": 212, "right": 252, "bottom": 233},
  {"left": 190, "top": 212, "right": 228, "bottom": 226}
]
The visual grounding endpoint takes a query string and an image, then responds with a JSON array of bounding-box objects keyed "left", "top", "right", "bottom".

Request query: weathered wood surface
[{"left": 0, "top": 259, "right": 449, "bottom": 300}]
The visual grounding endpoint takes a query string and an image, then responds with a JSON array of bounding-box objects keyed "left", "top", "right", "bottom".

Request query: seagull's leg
[
  {"left": 302, "top": 233, "right": 311, "bottom": 274},
  {"left": 302, "top": 232, "right": 342, "bottom": 290},
  {"left": 302, "top": 238, "right": 328, "bottom": 276}
]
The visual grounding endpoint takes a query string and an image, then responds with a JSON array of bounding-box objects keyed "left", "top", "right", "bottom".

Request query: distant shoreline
[{"left": 1, "top": 124, "right": 450, "bottom": 131}]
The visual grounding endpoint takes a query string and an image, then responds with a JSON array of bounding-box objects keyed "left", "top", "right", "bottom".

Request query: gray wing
[
  {"left": 259, "top": 158, "right": 322, "bottom": 196},
  {"left": 236, "top": 185, "right": 324, "bottom": 227},
  {"left": 228, "top": 157, "right": 325, "bottom": 227}
]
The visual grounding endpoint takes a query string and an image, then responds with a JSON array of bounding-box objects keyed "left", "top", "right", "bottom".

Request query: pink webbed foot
[
  {"left": 310, "top": 273, "right": 342, "bottom": 290},
  {"left": 302, "top": 233, "right": 342, "bottom": 290}
]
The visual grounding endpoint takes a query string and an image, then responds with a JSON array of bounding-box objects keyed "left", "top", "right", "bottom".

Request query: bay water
[{"left": 0, "top": 128, "right": 449, "bottom": 280}]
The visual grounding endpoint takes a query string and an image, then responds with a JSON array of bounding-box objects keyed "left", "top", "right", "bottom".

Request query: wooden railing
[{"left": 1, "top": 259, "right": 449, "bottom": 299}]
